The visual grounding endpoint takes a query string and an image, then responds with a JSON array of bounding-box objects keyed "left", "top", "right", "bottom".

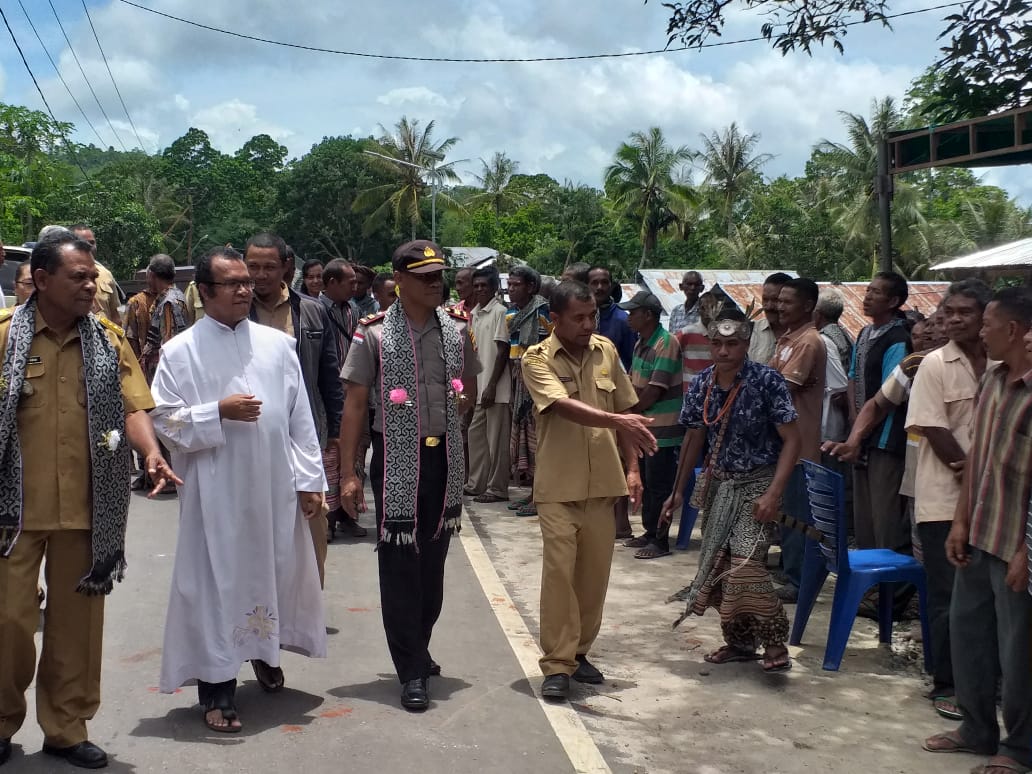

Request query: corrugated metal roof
[
  {"left": 445, "top": 246, "right": 502, "bottom": 268},
  {"left": 638, "top": 269, "right": 797, "bottom": 316},
  {"left": 715, "top": 281, "right": 949, "bottom": 338},
  {"left": 930, "top": 237, "right": 1032, "bottom": 271}
]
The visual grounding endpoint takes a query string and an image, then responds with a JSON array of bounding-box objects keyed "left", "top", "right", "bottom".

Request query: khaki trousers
[
  {"left": 537, "top": 497, "right": 616, "bottom": 676},
  {"left": 465, "top": 402, "right": 511, "bottom": 498},
  {"left": 0, "top": 530, "right": 104, "bottom": 747}
]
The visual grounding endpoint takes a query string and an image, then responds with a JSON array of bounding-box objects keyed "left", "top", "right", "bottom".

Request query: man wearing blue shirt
[
  {"left": 847, "top": 272, "right": 912, "bottom": 550},
  {"left": 588, "top": 266, "right": 637, "bottom": 372}
]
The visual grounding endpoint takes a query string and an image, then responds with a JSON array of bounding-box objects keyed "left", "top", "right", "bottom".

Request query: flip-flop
[
  {"left": 970, "top": 758, "right": 1032, "bottom": 773},
  {"left": 251, "top": 659, "right": 284, "bottom": 693},
  {"left": 922, "top": 731, "right": 978, "bottom": 754},
  {"left": 934, "top": 696, "right": 963, "bottom": 721},
  {"left": 762, "top": 650, "right": 792, "bottom": 673},
  {"left": 703, "top": 645, "right": 761, "bottom": 664},
  {"left": 202, "top": 695, "right": 242, "bottom": 734},
  {"left": 623, "top": 535, "right": 650, "bottom": 548},
  {"left": 634, "top": 544, "right": 672, "bottom": 560},
  {"left": 516, "top": 503, "right": 538, "bottom": 517},
  {"left": 507, "top": 497, "right": 531, "bottom": 511}
]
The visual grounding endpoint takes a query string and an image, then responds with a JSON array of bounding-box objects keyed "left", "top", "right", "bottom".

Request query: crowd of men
[{"left": 1, "top": 225, "right": 1030, "bottom": 773}]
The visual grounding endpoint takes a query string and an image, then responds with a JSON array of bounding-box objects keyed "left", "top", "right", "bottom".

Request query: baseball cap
[
  {"left": 618, "top": 291, "right": 664, "bottom": 315},
  {"left": 391, "top": 240, "right": 446, "bottom": 274}
]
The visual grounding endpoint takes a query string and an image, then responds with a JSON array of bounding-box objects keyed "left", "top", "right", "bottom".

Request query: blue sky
[{"left": 1, "top": 0, "right": 1028, "bottom": 204}]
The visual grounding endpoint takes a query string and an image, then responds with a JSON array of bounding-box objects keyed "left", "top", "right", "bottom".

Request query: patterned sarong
[{"left": 509, "top": 359, "right": 537, "bottom": 481}]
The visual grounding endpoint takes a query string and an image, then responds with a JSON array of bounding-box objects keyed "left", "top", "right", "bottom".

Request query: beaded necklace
[{"left": 702, "top": 370, "right": 743, "bottom": 427}]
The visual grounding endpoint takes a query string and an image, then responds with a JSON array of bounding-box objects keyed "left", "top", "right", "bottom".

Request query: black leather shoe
[
  {"left": 42, "top": 741, "right": 108, "bottom": 769},
  {"left": 400, "top": 678, "right": 429, "bottom": 711},
  {"left": 429, "top": 659, "right": 441, "bottom": 676},
  {"left": 541, "top": 674, "right": 570, "bottom": 700},
  {"left": 573, "top": 654, "right": 604, "bottom": 684},
  {"left": 0, "top": 738, "right": 11, "bottom": 766}
]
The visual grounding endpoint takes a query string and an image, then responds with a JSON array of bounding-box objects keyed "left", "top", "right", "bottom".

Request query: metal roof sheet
[
  {"left": 638, "top": 269, "right": 797, "bottom": 316},
  {"left": 715, "top": 281, "right": 949, "bottom": 339},
  {"left": 930, "top": 237, "right": 1032, "bottom": 271}
]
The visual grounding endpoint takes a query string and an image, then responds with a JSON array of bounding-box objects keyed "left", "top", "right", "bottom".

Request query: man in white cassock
[{"left": 149, "top": 246, "right": 327, "bottom": 733}]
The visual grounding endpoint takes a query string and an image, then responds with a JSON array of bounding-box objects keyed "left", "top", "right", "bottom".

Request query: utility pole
[{"left": 876, "top": 138, "right": 893, "bottom": 273}]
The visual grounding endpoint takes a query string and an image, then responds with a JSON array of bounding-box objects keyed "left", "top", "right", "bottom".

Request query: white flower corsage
[{"left": 99, "top": 429, "right": 122, "bottom": 453}]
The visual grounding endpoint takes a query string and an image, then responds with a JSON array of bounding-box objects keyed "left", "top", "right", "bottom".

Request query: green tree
[
  {"left": 698, "top": 122, "right": 771, "bottom": 238},
  {"left": 355, "top": 117, "right": 463, "bottom": 240},
  {"left": 603, "top": 127, "right": 694, "bottom": 267},
  {"left": 468, "top": 151, "right": 524, "bottom": 216}
]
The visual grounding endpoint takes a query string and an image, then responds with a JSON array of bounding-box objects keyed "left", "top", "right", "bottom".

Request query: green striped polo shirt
[{"left": 630, "top": 326, "right": 683, "bottom": 448}]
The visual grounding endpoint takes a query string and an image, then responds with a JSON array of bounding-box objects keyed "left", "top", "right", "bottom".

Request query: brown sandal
[
  {"left": 922, "top": 731, "right": 977, "bottom": 754},
  {"left": 704, "top": 645, "right": 760, "bottom": 664}
]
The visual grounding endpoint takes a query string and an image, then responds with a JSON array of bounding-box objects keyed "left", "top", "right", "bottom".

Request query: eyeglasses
[
  {"left": 207, "top": 280, "right": 256, "bottom": 291},
  {"left": 15, "top": 280, "right": 34, "bottom": 287}
]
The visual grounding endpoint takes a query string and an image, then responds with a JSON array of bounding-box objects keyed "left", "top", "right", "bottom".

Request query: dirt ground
[{"left": 469, "top": 488, "right": 981, "bottom": 774}]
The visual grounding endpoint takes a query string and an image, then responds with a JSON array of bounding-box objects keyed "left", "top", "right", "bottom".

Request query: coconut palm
[
  {"left": 698, "top": 122, "right": 772, "bottom": 237},
  {"left": 961, "top": 196, "right": 1032, "bottom": 248},
  {"left": 714, "top": 223, "right": 763, "bottom": 268},
  {"left": 603, "top": 126, "right": 695, "bottom": 267},
  {"left": 355, "top": 116, "right": 463, "bottom": 240},
  {"left": 468, "top": 151, "right": 524, "bottom": 216}
]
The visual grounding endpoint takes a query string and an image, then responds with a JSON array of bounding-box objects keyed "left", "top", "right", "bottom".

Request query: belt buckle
[{"left": 424, "top": 436, "right": 441, "bottom": 447}]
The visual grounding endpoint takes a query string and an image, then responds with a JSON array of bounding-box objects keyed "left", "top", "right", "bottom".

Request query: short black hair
[
  {"left": 147, "top": 253, "right": 176, "bottom": 282},
  {"left": 322, "top": 259, "right": 351, "bottom": 284},
  {"left": 551, "top": 280, "right": 594, "bottom": 315},
  {"left": 873, "top": 271, "right": 908, "bottom": 309},
  {"left": 30, "top": 231, "right": 93, "bottom": 274},
  {"left": 67, "top": 222, "right": 93, "bottom": 234},
  {"left": 782, "top": 277, "right": 819, "bottom": 310},
  {"left": 587, "top": 265, "right": 612, "bottom": 282},
  {"left": 245, "top": 231, "right": 288, "bottom": 262},
  {"left": 509, "top": 265, "right": 541, "bottom": 293},
  {"left": 946, "top": 278, "right": 993, "bottom": 311},
  {"left": 195, "top": 245, "right": 244, "bottom": 287},
  {"left": 472, "top": 266, "right": 500, "bottom": 291},
  {"left": 990, "top": 287, "right": 1032, "bottom": 327},
  {"left": 764, "top": 272, "right": 793, "bottom": 286},
  {"left": 372, "top": 272, "right": 393, "bottom": 293},
  {"left": 564, "top": 261, "right": 590, "bottom": 283}
]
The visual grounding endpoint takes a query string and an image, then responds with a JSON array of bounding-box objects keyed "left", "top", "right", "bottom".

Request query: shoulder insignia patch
[
  {"left": 0, "top": 308, "right": 13, "bottom": 323},
  {"left": 446, "top": 307, "right": 469, "bottom": 321},
  {"left": 97, "top": 315, "right": 125, "bottom": 337},
  {"left": 360, "top": 311, "right": 386, "bottom": 326}
]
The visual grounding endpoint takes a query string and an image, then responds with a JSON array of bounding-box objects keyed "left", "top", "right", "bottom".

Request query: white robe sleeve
[
  {"left": 285, "top": 346, "right": 328, "bottom": 493},
  {"left": 150, "top": 355, "right": 226, "bottom": 453}
]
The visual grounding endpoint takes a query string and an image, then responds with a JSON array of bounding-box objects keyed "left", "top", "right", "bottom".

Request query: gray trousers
[
  {"left": 951, "top": 547, "right": 1032, "bottom": 765},
  {"left": 465, "top": 402, "right": 511, "bottom": 499},
  {"left": 852, "top": 448, "right": 908, "bottom": 551}
]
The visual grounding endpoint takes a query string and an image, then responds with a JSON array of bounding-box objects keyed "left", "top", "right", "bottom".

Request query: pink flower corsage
[
  {"left": 388, "top": 388, "right": 413, "bottom": 407},
  {"left": 450, "top": 378, "right": 464, "bottom": 393}
]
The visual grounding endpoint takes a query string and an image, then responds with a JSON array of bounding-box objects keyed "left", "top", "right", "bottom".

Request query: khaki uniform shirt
[
  {"left": 341, "top": 309, "right": 479, "bottom": 437},
  {"left": 0, "top": 308, "right": 154, "bottom": 530},
  {"left": 470, "top": 296, "right": 511, "bottom": 405},
  {"left": 253, "top": 283, "right": 294, "bottom": 336},
  {"left": 92, "top": 262, "right": 121, "bottom": 324},
  {"left": 184, "top": 281, "right": 205, "bottom": 325},
  {"left": 522, "top": 333, "right": 638, "bottom": 504},
  {"left": 748, "top": 316, "right": 777, "bottom": 365}
]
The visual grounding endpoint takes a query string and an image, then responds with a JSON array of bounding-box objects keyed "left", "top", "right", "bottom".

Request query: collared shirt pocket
[
  {"left": 21, "top": 361, "right": 46, "bottom": 408},
  {"left": 595, "top": 376, "right": 616, "bottom": 411}
]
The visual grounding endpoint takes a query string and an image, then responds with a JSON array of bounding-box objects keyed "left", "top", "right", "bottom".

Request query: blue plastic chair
[
  {"left": 675, "top": 467, "right": 702, "bottom": 550},
  {"left": 789, "top": 460, "right": 932, "bottom": 672}
]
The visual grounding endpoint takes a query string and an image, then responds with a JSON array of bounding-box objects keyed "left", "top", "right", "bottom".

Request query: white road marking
[{"left": 459, "top": 522, "right": 612, "bottom": 774}]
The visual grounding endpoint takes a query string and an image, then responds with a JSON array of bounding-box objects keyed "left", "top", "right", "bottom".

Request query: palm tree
[
  {"left": 961, "top": 196, "right": 1032, "bottom": 248},
  {"left": 468, "top": 151, "right": 524, "bottom": 216},
  {"left": 355, "top": 117, "right": 463, "bottom": 240},
  {"left": 714, "top": 223, "right": 763, "bottom": 268},
  {"left": 698, "top": 122, "right": 772, "bottom": 237},
  {"left": 603, "top": 127, "right": 695, "bottom": 267},
  {"left": 812, "top": 98, "right": 923, "bottom": 259}
]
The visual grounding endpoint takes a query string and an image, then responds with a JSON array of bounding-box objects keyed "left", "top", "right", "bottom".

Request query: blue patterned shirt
[{"left": 680, "top": 359, "right": 798, "bottom": 472}]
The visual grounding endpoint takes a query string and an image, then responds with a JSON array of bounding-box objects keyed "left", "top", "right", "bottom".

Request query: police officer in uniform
[
  {"left": 340, "top": 240, "right": 478, "bottom": 712},
  {"left": 0, "top": 232, "right": 177, "bottom": 768}
]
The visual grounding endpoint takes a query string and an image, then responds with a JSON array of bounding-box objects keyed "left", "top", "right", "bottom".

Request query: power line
[
  {"left": 0, "top": 5, "right": 94, "bottom": 186},
  {"left": 17, "top": 0, "right": 109, "bottom": 148},
  {"left": 47, "top": 0, "right": 128, "bottom": 151},
  {"left": 81, "top": 0, "right": 149, "bottom": 152},
  {"left": 116, "top": 0, "right": 965, "bottom": 63}
]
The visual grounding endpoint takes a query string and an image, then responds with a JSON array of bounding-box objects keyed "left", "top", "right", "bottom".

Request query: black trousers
[
  {"left": 640, "top": 446, "right": 679, "bottom": 549},
  {"left": 916, "top": 520, "right": 955, "bottom": 694},
  {"left": 370, "top": 433, "right": 452, "bottom": 683}
]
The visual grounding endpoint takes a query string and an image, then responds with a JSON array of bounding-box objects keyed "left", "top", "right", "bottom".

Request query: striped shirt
[
  {"left": 630, "top": 326, "right": 683, "bottom": 448},
  {"left": 967, "top": 363, "right": 1032, "bottom": 562}
]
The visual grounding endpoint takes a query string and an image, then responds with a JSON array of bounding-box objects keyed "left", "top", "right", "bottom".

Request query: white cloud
[
  {"left": 376, "top": 87, "right": 461, "bottom": 111},
  {"left": 189, "top": 99, "right": 293, "bottom": 151}
]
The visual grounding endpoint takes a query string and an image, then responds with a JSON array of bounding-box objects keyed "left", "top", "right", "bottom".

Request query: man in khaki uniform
[
  {"left": 69, "top": 224, "right": 121, "bottom": 326},
  {"left": 0, "top": 232, "right": 176, "bottom": 768},
  {"left": 522, "top": 280, "right": 656, "bottom": 701}
]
